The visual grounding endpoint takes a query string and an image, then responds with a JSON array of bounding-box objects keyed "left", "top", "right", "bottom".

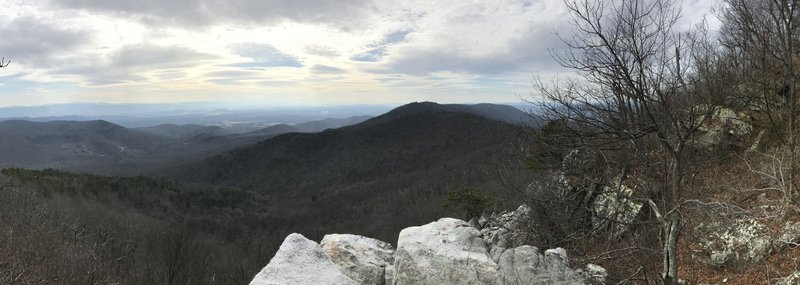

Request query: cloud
[
  {"left": 229, "top": 43, "right": 303, "bottom": 68},
  {"left": 364, "top": 0, "right": 718, "bottom": 76},
  {"left": 113, "top": 44, "right": 211, "bottom": 70},
  {"left": 0, "top": 16, "right": 90, "bottom": 68},
  {"left": 0, "top": 0, "right": 720, "bottom": 106},
  {"left": 305, "top": 45, "right": 340, "bottom": 58},
  {"left": 49, "top": 0, "right": 376, "bottom": 28},
  {"left": 351, "top": 49, "right": 386, "bottom": 63},
  {"left": 680, "top": 0, "right": 723, "bottom": 30},
  {"left": 382, "top": 29, "right": 564, "bottom": 75},
  {"left": 371, "top": 0, "right": 570, "bottom": 76},
  {"left": 56, "top": 44, "right": 214, "bottom": 85},
  {"left": 310, "top": 65, "right": 347, "bottom": 74},
  {"left": 351, "top": 30, "right": 410, "bottom": 63},
  {"left": 205, "top": 70, "right": 262, "bottom": 78}
]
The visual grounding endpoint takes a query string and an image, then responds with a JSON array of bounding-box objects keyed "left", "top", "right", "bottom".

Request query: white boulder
[
  {"left": 694, "top": 106, "right": 752, "bottom": 149},
  {"left": 496, "top": 246, "right": 586, "bottom": 284},
  {"left": 694, "top": 216, "right": 772, "bottom": 268},
  {"left": 249, "top": 233, "right": 357, "bottom": 285},
  {"left": 778, "top": 221, "right": 800, "bottom": 248},
  {"left": 593, "top": 182, "right": 642, "bottom": 236},
  {"left": 320, "top": 234, "right": 395, "bottom": 285},
  {"left": 393, "top": 218, "right": 503, "bottom": 284},
  {"left": 481, "top": 204, "right": 536, "bottom": 256},
  {"left": 585, "top": 263, "right": 608, "bottom": 284},
  {"left": 250, "top": 216, "right": 605, "bottom": 285}
]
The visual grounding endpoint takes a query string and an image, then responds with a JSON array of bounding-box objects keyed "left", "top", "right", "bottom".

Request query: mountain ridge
[
  {"left": 359, "top": 101, "right": 531, "bottom": 127},
  {"left": 166, "top": 102, "right": 532, "bottom": 245}
]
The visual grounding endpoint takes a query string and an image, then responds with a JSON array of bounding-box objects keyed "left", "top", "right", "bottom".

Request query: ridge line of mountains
[
  {"left": 0, "top": 101, "right": 540, "bottom": 284},
  {"left": 0, "top": 102, "right": 536, "bottom": 175}
]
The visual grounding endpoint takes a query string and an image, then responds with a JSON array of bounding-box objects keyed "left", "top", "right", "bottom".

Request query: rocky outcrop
[
  {"left": 394, "top": 218, "right": 594, "bottom": 285},
  {"left": 593, "top": 182, "right": 642, "bottom": 236},
  {"left": 250, "top": 216, "right": 605, "bottom": 285},
  {"left": 776, "top": 271, "right": 800, "bottom": 285},
  {"left": 495, "top": 246, "right": 596, "bottom": 285},
  {"left": 320, "top": 234, "right": 395, "bottom": 285},
  {"left": 561, "top": 148, "right": 605, "bottom": 188},
  {"left": 777, "top": 221, "right": 800, "bottom": 248},
  {"left": 393, "top": 218, "right": 504, "bottom": 284},
  {"left": 558, "top": 148, "right": 642, "bottom": 238},
  {"left": 693, "top": 215, "right": 772, "bottom": 268},
  {"left": 480, "top": 205, "right": 537, "bottom": 256},
  {"left": 249, "top": 233, "right": 357, "bottom": 285},
  {"left": 585, "top": 263, "right": 608, "bottom": 284},
  {"left": 694, "top": 106, "right": 752, "bottom": 149}
]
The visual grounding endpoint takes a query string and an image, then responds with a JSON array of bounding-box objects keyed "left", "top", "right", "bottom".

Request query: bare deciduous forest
[{"left": 6, "top": 0, "right": 800, "bottom": 284}]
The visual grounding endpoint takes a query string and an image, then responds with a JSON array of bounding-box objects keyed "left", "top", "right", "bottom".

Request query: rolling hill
[
  {"left": 293, "top": 115, "right": 373, "bottom": 132},
  {"left": 169, "top": 102, "right": 532, "bottom": 243},
  {"left": 0, "top": 102, "right": 536, "bottom": 284},
  {"left": 0, "top": 119, "right": 268, "bottom": 173},
  {"left": 0, "top": 115, "right": 378, "bottom": 175},
  {"left": 0, "top": 120, "right": 170, "bottom": 169},
  {"left": 134, "top": 124, "right": 231, "bottom": 138},
  {"left": 359, "top": 101, "right": 530, "bottom": 126}
]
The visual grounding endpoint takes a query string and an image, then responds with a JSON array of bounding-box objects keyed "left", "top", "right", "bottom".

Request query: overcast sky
[{"left": 0, "top": 0, "right": 719, "bottom": 107}]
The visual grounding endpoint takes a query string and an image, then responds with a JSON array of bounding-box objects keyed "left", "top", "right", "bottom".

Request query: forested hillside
[
  {"left": 0, "top": 103, "right": 534, "bottom": 284},
  {"left": 171, "top": 102, "right": 531, "bottom": 242},
  {"left": 12, "top": 0, "right": 800, "bottom": 283},
  {"left": 0, "top": 169, "right": 278, "bottom": 284}
]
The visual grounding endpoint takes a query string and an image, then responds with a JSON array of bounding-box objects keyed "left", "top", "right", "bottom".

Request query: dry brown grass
[
  {"left": 676, "top": 148, "right": 800, "bottom": 285},
  {"left": 566, "top": 145, "right": 800, "bottom": 284}
]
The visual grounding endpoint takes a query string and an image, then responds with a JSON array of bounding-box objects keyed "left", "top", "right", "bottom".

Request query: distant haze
[
  {"left": 0, "top": 102, "right": 400, "bottom": 130},
  {"left": 0, "top": 101, "right": 535, "bottom": 175}
]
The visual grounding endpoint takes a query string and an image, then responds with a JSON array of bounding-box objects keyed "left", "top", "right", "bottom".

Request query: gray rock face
[
  {"left": 593, "top": 182, "right": 642, "bottom": 236},
  {"left": 320, "top": 234, "right": 395, "bottom": 285},
  {"left": 249, "top": 233, "right": 357, "bottom": 285},
  {"left": 496, "top": 246, "right": 586, "bottom": 285},
  {"left": 250, "top": 215, "right": 604, "bottom": 285},
  {"left": 694, "top": 107, "right": 752, "bottom": 149},
  {"left": 480, "top": 205, "right": 536, "bottom": 255},
  {"left": 585, "top": 263, "right": 607, "bottom": 284},
  {"left": 561, "top": 148, "right": 605, "bottom": 188},
  {"left": 384, "top": 265, "right": 395, "bottom": 285},
  {"left": 778, "top": 222, "right": 800, "bottom": 248},
  {"left": 394, "top": 218, "right": 593, "bottom": 285},
  {"left": 776, "top": 271, "right": 800, "bottom": 285},
  {"left": 694, "top": 216, "right": 772, "bottom": 268},
  {"left": 394, "top": 218, "right": 503, "bottom": 284}
]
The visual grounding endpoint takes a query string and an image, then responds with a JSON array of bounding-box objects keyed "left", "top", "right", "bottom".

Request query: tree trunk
[
  {"left": 790, "top": 79, "right": 796, "bottom": 206},
  {"left": 662, "top": 146, "right": 683, "bottom": 285},
  {"left": 662, "top": 215, "right": 680, "bottom": 285},
  {"left": 784, "top": 0, "right": 797, "bottom": 208}
]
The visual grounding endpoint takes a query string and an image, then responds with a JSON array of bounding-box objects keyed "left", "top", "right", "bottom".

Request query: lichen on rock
[
  {"left": 776, "top": 271, "right": 800, "bottom": 285},
  {"left": 592, "top": 181, "right": 643, "bottom": 236},
  {"left": 248, "top": 233, "right": 357, "bottom": 285},
  {"left": 693, "top": 106, "right": 752, "bottom": 149},
  {"left": 250, "top": 215, "right": 604, "bottom": 285},
  {"left": 777, "top": 221, "right": 800, "bottom": 248},
  {"left": 320, "top": 234, "right": 395, "bottom": 285},
  {"left": 480, "top": 204, "right": 537, "bottom": 256},
  {"left": 693, "top": 215, "right": 772, "bottom": 268}
]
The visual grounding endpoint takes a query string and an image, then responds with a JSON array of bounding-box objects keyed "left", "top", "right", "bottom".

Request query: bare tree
[
  {"left": 720, "top": 0, "right": 800, "bottom": 205},
  {"left": 533, "top": 0, "right": 724, "bottom": 283}
]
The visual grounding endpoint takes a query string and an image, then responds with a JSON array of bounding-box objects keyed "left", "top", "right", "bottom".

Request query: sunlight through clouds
[{"left": 0, "top": 0, "right": 721, "bottom": 106}]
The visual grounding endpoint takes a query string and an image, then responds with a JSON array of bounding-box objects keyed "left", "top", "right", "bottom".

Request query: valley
[{"left": 0, "top": 102, "right": 536, "bottom": 284}]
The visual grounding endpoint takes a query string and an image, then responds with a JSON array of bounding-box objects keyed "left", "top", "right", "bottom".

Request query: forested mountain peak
[{"left": 363, "top": 101, "right": 530, "bottom": 126}]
